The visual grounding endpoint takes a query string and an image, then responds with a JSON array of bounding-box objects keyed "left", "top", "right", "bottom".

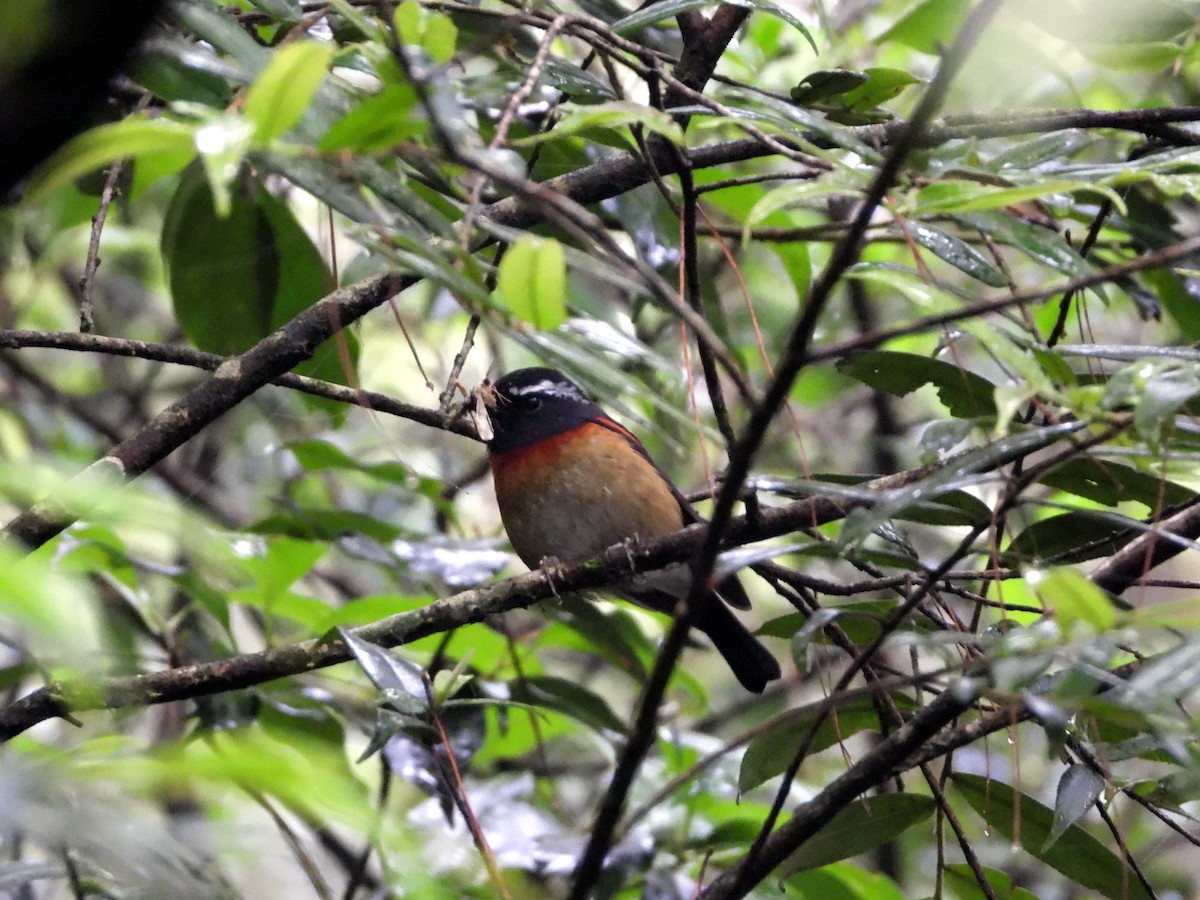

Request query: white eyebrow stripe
[{"left": 507, "top": 379, "right": 581, "bottom": 399}]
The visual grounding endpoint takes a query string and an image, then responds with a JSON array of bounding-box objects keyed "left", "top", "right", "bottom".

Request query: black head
[{"left": 477, "top": 367, "right": 603, "bottom": 454}]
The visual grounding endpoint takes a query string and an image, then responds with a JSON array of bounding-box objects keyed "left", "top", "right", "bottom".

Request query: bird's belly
[{"left": 491, "top": 424, "right": 684, "bottom": 568}]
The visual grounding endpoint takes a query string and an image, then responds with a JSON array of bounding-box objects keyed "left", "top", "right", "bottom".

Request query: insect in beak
[{"left": 472, "top": 379, "right": 496, "bottom": 442}]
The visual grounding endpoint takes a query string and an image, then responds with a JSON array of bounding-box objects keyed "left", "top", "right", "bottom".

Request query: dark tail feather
[
  {"left": 695, "top": 599, "right": 781, "bottom": 693},
  {"left": 714, "top": 572, "right": 751, "bottom": 610}
]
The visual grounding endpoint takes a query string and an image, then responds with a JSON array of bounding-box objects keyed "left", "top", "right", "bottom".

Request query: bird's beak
[{"left": 472, "top": 380, "right": 496, "bottom": 442}]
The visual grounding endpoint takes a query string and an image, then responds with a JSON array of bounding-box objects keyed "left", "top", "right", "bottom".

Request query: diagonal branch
[
  {"left": 483, "top": 106, "right": 1200, "bottom": 232},
  {"left": 0, "top": 492, "right": 826, "bottom": 742},
  {"left": 700, "top": 678, "right": 985, "bottom": 898}
]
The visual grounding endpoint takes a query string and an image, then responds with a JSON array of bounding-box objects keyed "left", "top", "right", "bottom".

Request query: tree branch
[
  {"left": 0, "top": 487, "right": 855, "bottom": 742},
  {"left": 2, "top": 273, "right": 411, "bottom": 550},
  {"left": 700, "top": 678, "right": 985, "bottom": 898},
  {"left": 483, "top": 106, "right": 1200, "bottom": 232},
  {"left": 0, "top": 329, "right": 474, "bottom": 437}
]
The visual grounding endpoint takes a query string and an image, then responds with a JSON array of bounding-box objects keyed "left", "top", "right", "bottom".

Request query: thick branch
[
  {"left": 483, "top": 107, "right": 1200, "bottom": 231},
  {"left": 1091, "top": 496, "right": 1200, "bottom": 597},
  {"left": 665, "top": 4, "right": 750, "bottom": 108}
]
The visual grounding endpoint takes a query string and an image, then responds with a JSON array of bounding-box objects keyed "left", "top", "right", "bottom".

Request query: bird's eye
[{"left": 524, "top": 395, "right": 542, "bottom": 411}]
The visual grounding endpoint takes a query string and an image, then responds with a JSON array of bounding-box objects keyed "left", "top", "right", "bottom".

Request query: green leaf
[
  {"left": 1143, "top": 269, "right": 1200, "bottom": 341},
  {"left": 162, "top": 165, "right": 353, "bottom": 393},
  {"left": 1039, "top": 457, "right": 1195, "bottom": 508},
  {"left": 837, "top": 350, "right": 997, "bottom": 418},
  {"left": 841, "top": 67, "right": 922, "bottom": 111},
  {"left": 1002, "top": 510, "right": 1135, "bottom": 566},
  {"left": 1002, "top": 220, "right": 1099, "bottom": 283},
  {"left": 509, "top": 676, "right": 627, "bottom": 734},
  {"left": 790, "top": 608, "right": 840, "bottom": 669},
  {"left": 162, "top": 166, "right": 271, "bottom": 352},
  {"left": 779, "top": 794, "right": 936, "bottom": 874},
  {"left": 944, "top": 864, "right": 1040, "bottom": 900},
  {"left": 422, "top": 11, "right": 458, "bottom": 64},
  {"left": 317, "top": 594, "right": 429, "bottom": 631},
  {"left": 952, "top": 773, "right": 1153, "bottom": 900},
  {"left": 289, "top": 440, "right": 410, "bottom": 485},
  {"left": 740, "top": 695, "right": 916, "bottom": 792},
  {"left": 790, "top": 69, "right": 867, "bottom": 105},
  {"left": 1128, "top": 596, "right": 1200, "bottom": 630},
  {"left": 243, "top": 40, "right": 335, "bottom": 142},
  {"left": 236, "top": 537, "right": 328, "bottom": 598},
  {"left": 394, "top": 1, "right": 458, "bottom": 63},
  {"left": 250, "top": 508, "right": 401, "bottom": 543},
  {"left": 393, "top": 0, "right": 422, "bottom": 43},
  {"left": 249, "top": 0, "right": 302, "bottom": 21},
  {"left": 906, "top": 221, "right": 1007, "bottom": 287},
  {"left": 839, "top": 422, "right": 1090, "bottom": 549},
  {"left": 1032, "top": 567, "right": 1117, "bottom": 632},
  {"left": 540, "top": 58, "right": 618, "bottom": 103},
  {"left": 915, "top": 179, "right": 1109, "bottom": 216},
  {"left": 1078, "top": 41, "right": 1182, "bottom": 72},
  {"left": 988, "top": 131, "right": 1095, "bottom": 171},
  {"left": 786, "top": 861, "right": 907, "bottom": 899},
  {"left": 745, "top": 180, "right": 863, "bottom": 235},
  {"left": 1134, "top": 365, "right": 1200, "bottom": 442},
  {"left": 877, "top": 0, "right": 971, "bottom": 54},
  {"left": 513, "top": 101, "right": 685, "bottom": 147},
  {"left": 25, "top": 117, "right": 196, "bottom": 198},
  {"left": 498, "top": 235, "right": 567, "bottom": 330},
  {"left": 319, "top": 84, "right": 422, "bottom": 152}
]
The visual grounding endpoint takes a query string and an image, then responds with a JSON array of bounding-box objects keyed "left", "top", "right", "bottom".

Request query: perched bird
[{"left": 475, "top": 367, "right": 781, "bottom": 693}]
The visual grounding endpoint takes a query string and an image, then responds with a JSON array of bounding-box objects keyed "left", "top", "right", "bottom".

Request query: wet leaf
[
  {"left": 319, "top": 84, "right": 422, "bottom": 152},
  {"left": 1047, "top": 764, "right": 1105, "bottom": 851},
  {"left": 943, "top": 864, "right": 1040, "bottom": 900},
  {"left": 1039, "top": 457, "right": 1195, "bottom": 508},
  {"left": 916, "top": 179, "right": 1107, "bottom": 216},
  {"left": 791, "top": 69, "right": 867, "bottom": 105},
  {"left": 1135, "top": 365, "right": 1200, "bottom": 442},
  {"left": 1002, "top": 509, "right": 1137, "bottom": 566},
  {"left": 952, "top": 773, "right": 1153, "bottom": 900},
  {"left": 906, "top": 221, "right": 1007, "bottom": 286},
  {"left": 513, "top": 101, "right": 685, "bottom": 147},
  {"left": 841, "top": 67, "right": 922, "bottom": 110},
  {"left": 339, "top": 628, "right": 428, "bottom": 716}
]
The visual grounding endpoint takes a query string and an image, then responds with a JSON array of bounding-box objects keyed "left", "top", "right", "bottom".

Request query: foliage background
[{"left": 3, "top": 0, "right": 1200, "bottom": 897}]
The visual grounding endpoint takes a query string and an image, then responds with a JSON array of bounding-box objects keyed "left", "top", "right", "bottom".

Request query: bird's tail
[{"left": 694, "top": 599, "right": 782, "bottom": 693}]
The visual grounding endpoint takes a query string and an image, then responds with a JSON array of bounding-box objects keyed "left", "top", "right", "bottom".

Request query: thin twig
[
  {"left": 77, "top": 160, "right": 126, "bottom": 333},
  {"left": 424, "top": 673, "right": 512, "bottom": 900},
  {"left": 0, "top": 328, "right": 472, "bottom": 435}
]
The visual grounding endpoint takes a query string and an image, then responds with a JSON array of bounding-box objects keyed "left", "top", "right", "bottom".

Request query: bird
[{"left": 474, "top": 366, "right": 781, "bottom": 693}]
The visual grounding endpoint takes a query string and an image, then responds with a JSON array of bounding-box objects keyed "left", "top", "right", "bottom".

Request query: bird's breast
[{"left": 490, "top": 423, "right": 684, "bottom": 568}]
